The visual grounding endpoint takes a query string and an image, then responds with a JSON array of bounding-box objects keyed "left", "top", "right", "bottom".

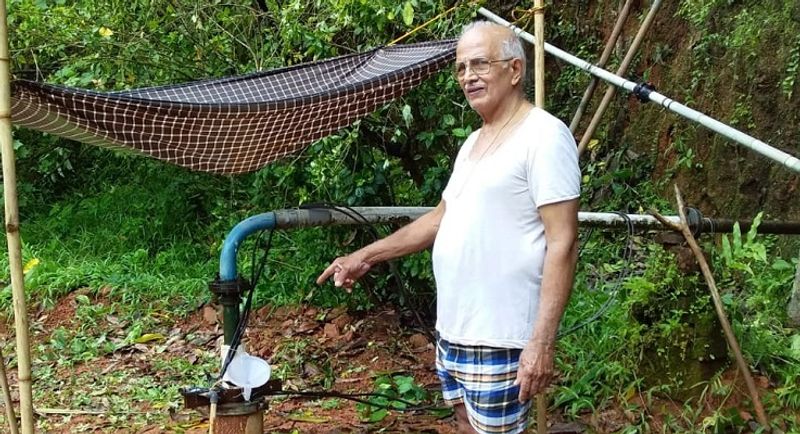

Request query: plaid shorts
[{"left": 435, "top": 335, "right": 532, "bottom": 434}]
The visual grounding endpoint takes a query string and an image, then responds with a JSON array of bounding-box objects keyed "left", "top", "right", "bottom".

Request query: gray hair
[{"left": 460, "top": 21, "right": 527, "bottom": 78}]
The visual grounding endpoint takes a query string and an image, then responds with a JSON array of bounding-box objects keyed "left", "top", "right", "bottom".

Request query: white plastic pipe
[{"left": 478, "top": 7, "right": 800, "bottom": 174}]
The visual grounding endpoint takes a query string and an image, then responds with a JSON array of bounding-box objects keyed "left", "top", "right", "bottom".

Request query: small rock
[
  {"left": 550, "top": 422, "right": 586, "bottom": 434},
  {"left": 303, "top": 362, "right": 321, "bottom": 378},
  {"left": 332, "top": 313, "right": 352, "bottom": 331},
  {"left": 202, "top": 305, "right": 218, "bottom": 325},
  {"left": 296, "top": 321, "right": 318, "bottom": 334},
  {"left": 408, "top": 333, "right": 429, "bottom": 350},
  {"left": 324, "top": 323, "right": 340, "bottom": 339},
  {"left": 327, "top": 306, "right": 348, "bottom": 320}
]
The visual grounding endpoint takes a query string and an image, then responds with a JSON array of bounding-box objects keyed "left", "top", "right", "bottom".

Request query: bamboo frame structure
[
  {"left": 577, "top": 0, "right": 663, "bottom": 155},
  {"left": 0, "top": 1, "right": 34, "bottom": 433},
  {"left": 477, "top": 7, "right": 800, "bottom": 174},
  {"left": 569, "top": 0, "right": 635, "bottom": 133}
]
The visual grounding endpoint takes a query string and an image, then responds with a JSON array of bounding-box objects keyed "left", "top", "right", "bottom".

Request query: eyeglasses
[{"left": 454, "top": 57, "right": 514, "bottom": 78}]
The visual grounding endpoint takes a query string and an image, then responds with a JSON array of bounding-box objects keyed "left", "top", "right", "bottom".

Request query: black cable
[
  {"left": 299, "top": 203, "right": 430, "bottom": 333},
  {"left": 558, "top": 211, "right": 635, "bottom": 338},
  {"left": 265, "top": 390, "right": 450, "bottom": 412},
  {"left": 300, "top": 202, "right": 380, "bottom": 239},
  {"left": 218, "top": 229, "right": 274, "bottom": 381}
]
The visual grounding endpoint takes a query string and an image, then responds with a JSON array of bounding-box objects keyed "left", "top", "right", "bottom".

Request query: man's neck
[{"left": 481, "top": 96, "right": 528, "bottom": 129}]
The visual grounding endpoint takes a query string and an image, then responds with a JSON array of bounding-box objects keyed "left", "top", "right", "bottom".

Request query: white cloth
[{"left": 432, "top": 107, "right": 580, "bottom": 348}]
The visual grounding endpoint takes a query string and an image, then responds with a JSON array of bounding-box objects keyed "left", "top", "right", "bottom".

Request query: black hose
[{"left": 558, "top": 211, "right": 634, "bottom": 337}]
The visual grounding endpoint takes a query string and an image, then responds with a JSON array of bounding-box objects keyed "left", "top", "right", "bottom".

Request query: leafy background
[{"left": 1, "top": 0, "right": 799, "bottom": 431}]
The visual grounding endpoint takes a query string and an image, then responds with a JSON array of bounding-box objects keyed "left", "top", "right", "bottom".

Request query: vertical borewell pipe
[{"left": 217, "top": 212, "right": 277, "bottom": 344}]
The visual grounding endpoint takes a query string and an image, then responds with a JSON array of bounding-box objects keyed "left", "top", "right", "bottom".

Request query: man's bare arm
[
  {"left": 515, "top": 198, "right": 579, "bottom": 401},
  {"left": 530, "top": 198, "right": 579, "bottom": 345}
]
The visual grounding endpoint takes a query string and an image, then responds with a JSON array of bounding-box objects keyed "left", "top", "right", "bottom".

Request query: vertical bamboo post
[
  {"left": 533, "top": 1, "right": 545, "bottom": 109},
  {"left": 532, "top": 1, "right": 547, "bottom": 432},
  {"left": 0, "top": 347, "right": 19, "bottom": 434},
  {"left": 0, "top": 1, "right": 35, "bottom": 433}
]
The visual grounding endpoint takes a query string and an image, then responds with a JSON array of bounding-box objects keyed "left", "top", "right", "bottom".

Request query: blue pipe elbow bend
[{"left": 219, "top": 212, "right": 277, "bottom": 281}]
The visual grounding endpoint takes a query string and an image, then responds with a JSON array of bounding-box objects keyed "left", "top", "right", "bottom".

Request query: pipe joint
[
  {"left": 632, "top": 81, "right": 656, "bottom": 103},
  {"left": 686, "top": 207, "right": 705, "bottom": 237},
  {"left": 209, "top": 277, "right": 250, "bottom": 305}
]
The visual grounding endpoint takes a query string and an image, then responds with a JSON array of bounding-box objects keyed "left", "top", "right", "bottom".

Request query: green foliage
[
  {"left": 556, "top": 216, "right": 800, "bottom": 428},
  {"left": 713, "top": 217, "right": 800, "bottom": 425},
  {"left": 782, "top": 35, "right": 800, "bottom": 99},
  {"left": 678, "top": 0, "right": 800, "bottom": 102},
  {"left": 356, "top": 374, "right": 435, "bottom": 422}
]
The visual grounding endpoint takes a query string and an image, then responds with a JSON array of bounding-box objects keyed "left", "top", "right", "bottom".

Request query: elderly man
[{"left": 317, "top": 21, "right": 580, "bottom": 434}]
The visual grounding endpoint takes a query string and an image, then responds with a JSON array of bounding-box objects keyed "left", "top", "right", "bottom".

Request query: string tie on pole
[{"left": 511, "top": 5, "right": 546, "bottom": 25}]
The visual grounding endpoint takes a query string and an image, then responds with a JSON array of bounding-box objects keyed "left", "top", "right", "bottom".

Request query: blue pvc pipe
[{"left": 219, "top": 212, "right": 276, "bottom": 281}]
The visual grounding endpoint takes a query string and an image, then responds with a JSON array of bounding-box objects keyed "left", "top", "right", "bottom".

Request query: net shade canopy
[{"left": 11, "top": 40, "right": 456, "bottom": 174}]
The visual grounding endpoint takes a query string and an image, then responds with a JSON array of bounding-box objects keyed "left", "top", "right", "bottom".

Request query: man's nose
[{"left": 463, "top": 64, "right": 479, "bottom": 79}]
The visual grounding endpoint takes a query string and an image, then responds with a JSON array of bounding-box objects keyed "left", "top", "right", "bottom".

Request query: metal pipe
[
  {"left": 477, "top": 7, "right": 800, "bottom": 174},
  {"left": 569, "top": 0, "right": 636, "bottom": 133},
  {"left": 261, "top": 207, "right": 800, "bottom": 235},
  {"left": 577, "top": 0, "right": 663, "bottom": 154}
]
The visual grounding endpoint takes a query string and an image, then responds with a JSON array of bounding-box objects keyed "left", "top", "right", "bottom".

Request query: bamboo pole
[
  {"left": 0, "top": 1, "right": 35, "bottom": 433},
  {"left": 569, "top": 0, "right": 635, "bottom": 133},
  {"left": 577, "top": 0, "right": 663, "bottom": 155},
  {"left": 533, "top": 1, "right": 545, "bottom": 109},
  {"left": 650, "top": 186, "right": 769, "bottom": 428},
  {"left": 0, "top": 347, "right": 19, "bottom": 434},
  {"left": 532, "top": 1, "right": 547, "bottom": 432}
]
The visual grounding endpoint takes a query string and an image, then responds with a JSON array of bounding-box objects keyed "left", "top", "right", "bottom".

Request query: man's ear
[{"left": 510, "top": 58, "right": 524, "bottom": 86}]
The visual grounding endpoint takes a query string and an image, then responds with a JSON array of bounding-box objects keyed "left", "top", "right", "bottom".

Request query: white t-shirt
[{"left": 432, "top": 107, "right": 580, "bottom": 348}]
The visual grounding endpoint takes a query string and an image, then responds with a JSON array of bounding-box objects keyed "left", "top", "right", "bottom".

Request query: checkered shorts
[{"left": 435, "top": 335, "right": 532, "bottom": 434}]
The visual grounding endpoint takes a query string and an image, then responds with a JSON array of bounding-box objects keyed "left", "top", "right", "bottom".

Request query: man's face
[{"left": 455, "top": 28, "right": 520, "bottom": 116}]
